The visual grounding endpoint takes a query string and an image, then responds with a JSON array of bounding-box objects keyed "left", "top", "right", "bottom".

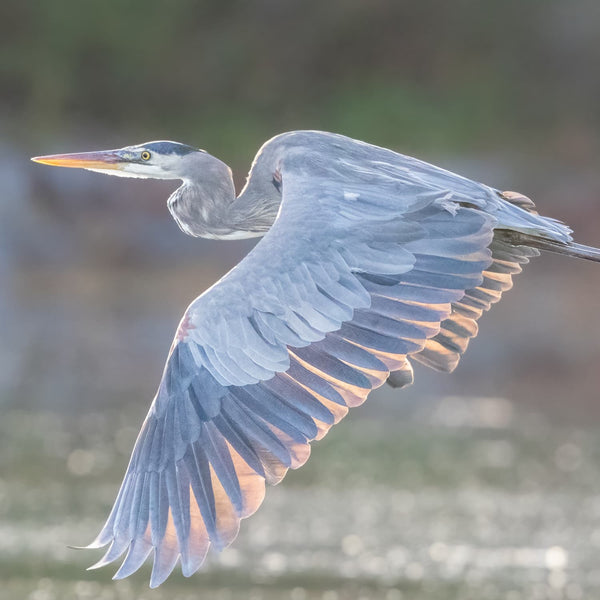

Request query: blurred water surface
[{"left": 2, "top": 398, "right": 600, "bottom": 600}]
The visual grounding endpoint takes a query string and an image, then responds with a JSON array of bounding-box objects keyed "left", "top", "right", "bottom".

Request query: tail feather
[
  {"left": 498, "top": 230, "right": 600, "bottom": 263},
  {"left": 532, "top": 239, "right": 600, "bottom": 263}
]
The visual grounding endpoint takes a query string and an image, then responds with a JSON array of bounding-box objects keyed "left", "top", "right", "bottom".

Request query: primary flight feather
[{"left": 32, "top": 131, "right": 600, "bottom": 586}]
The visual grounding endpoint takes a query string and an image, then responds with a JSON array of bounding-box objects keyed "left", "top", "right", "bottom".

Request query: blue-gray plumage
[{"left": 32, "top": 131, "right": 600, "bottom": 586}]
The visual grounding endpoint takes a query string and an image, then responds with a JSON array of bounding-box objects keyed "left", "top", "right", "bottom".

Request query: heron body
[{"left": 32, "top": 131, "right": 600, "bottom": 586}]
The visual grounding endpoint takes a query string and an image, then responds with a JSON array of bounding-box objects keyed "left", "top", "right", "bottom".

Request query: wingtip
[
  {"left": 112, "top": 539, "right": 154, "bottom": 580},
  {"left": 70, "top": 539, "right": 109, "bottom": 551},
  {"left": 87, "top": 559, "right": 107, "bottom": 571},
  {"left": 149, "top": 545, "right": 180, "bottom": 588},
  {"left": 149, "top": 567, "right": 172, "bottom": 589}
]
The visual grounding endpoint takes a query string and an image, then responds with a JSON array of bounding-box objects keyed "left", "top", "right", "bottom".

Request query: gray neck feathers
[{"left": 167, "top": 152, "right": 280, "bottom": 239}]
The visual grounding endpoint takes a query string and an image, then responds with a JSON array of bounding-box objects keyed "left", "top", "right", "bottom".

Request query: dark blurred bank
[{"left": 1, "top": 2, "right": 600, "bottom": 599}]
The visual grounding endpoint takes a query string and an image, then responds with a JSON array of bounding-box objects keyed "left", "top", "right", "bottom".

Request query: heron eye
[{"left": 141, "top": 151, "right": 151, "bottom": 161}]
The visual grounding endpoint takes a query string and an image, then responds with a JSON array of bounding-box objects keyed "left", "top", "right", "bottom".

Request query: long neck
[{"left": 167, "top": 153, "right": 280, "bottom": 239}]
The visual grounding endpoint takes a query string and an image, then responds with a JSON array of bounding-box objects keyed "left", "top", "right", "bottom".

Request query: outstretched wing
[{"left": 87, "top": 135, "right": 550, "bottom": 586}]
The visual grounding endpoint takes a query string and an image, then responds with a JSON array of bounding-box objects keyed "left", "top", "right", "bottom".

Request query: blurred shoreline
[{"left": 3, "top": 149, "right": 599, "bottom": 425}]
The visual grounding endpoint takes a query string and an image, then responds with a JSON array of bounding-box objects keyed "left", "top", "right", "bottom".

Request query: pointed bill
[{"left": 31, "top": 150, "right": 124, "bottom": 170}]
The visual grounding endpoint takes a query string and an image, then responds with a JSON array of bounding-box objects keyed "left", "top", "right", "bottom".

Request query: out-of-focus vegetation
[{"left": 2, "top": 0, "right": 600, "bottom": 160}]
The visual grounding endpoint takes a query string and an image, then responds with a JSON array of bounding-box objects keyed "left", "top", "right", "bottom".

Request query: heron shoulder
[{"left": 243, "top": 130, "right": 362, "bottom": 189}]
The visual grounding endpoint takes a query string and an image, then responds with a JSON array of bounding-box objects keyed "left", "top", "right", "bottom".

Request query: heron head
[{"left": 32, "top": 141, "right": 205, "bottom": 180}]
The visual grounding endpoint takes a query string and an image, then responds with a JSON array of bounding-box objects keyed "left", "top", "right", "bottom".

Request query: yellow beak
[{"left": 31, "top": 150, "right": 124, "bottom": 170}]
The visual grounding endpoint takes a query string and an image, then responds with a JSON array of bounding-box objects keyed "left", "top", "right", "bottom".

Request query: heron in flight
[{"left": 32, "top": 131, "right": 600, "bottom": 586}]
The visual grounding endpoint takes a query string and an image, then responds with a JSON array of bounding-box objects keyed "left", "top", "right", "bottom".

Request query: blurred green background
[{"left": 1, "top": 1, "right": 600, "bottom": 599}]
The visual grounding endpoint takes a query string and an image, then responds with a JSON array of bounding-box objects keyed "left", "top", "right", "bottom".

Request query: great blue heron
[{"left": 32, "top": 131, "right": 600, "bottom": 586}]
